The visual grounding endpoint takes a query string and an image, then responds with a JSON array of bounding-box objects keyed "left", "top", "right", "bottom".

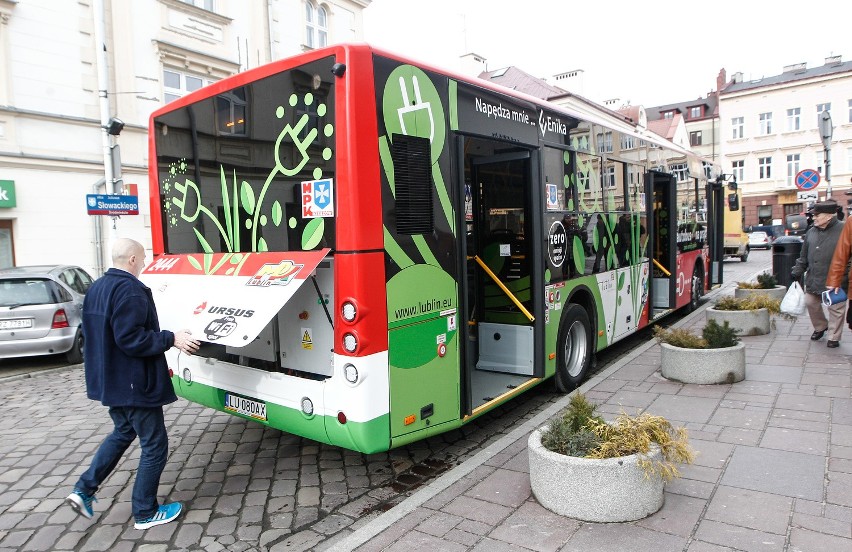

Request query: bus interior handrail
[
  {"left": 652, "top": 258, "right": 672, "bottom": 277},
  {"left": 472, "top": 255, "right": 535, "bottom": 322}
]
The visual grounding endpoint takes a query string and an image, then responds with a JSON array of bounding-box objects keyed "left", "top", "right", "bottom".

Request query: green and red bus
[{"left": 143, "top": 44, "right": 717, "bottom": 453}]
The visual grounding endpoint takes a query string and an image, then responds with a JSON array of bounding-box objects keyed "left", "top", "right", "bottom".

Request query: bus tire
[
  {"left": 686, "top": 265, "right": 704, "bottom": 313},
  {"left": 740, "top": 248, "right": 749, "bottom": 262},
  {"left": 554, "top": 304, "right": 593, "bottom": 393}
]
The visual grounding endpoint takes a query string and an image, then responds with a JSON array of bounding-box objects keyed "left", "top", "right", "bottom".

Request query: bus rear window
[{"left": 153, "top": 56, "right": 337, "bottom": 254}]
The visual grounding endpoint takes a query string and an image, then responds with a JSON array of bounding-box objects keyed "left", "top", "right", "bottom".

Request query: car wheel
[
  {"left": 66, "top": 328, "right": 84, "bottom": 364},
  {"left": 554, "top": 304, "right": 593, "bottom": 393}
]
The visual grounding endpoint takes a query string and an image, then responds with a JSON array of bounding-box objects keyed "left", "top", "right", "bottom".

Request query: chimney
[
  {"left": 782, "top": 62, "right": 807, "bottom": 73},
  {"left": 825, "top": 55, "right": 842, "bottom": 66},
  {"left": 716, "top": 68, "right": 727, "bottom": 92},
  {"left": 732, "top": 71, "right": 743, "bottom": 84},
  {"left": 459, "top": 52, "right": 487, "bottom": 77}
]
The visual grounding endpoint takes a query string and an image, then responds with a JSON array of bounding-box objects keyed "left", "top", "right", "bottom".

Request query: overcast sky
[{"left": 363, "top": 0, "right": 849, "bottom": 107}]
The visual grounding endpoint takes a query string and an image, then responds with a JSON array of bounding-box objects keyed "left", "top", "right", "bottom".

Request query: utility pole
[{"left": 93, "top": 0, "right": 119, "bottom": 255}]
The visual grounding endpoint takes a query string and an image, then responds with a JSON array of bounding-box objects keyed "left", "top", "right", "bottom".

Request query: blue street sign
[
  {"left": 795, "top": 169, "right": 820, "bottom": 191},
  {"left": 86, "top": 194, "right": 139, "bottom": 215}
]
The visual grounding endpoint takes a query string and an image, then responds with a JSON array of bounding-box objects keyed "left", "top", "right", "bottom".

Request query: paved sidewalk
[{"left": 327, "top": 303, "right": 852, "bottom": 551}]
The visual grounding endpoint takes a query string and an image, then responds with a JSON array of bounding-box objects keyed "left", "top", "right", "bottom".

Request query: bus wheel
[
  {"left": 554, "top": 305, "right": 592, "bottom": 393},
  {"left": 740, "top": 248, "right": 749, "bottom": 262},
  {"left": 686, "top": 266, "right": 704, "bottom": 313}
]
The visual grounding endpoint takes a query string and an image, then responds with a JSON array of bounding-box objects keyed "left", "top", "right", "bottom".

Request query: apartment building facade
[
  {"left": 719, "top": 57, "right": 852, "bottom": 227},
  {"left": 0, "top": 0, "right": 368, "bottom": 276}
]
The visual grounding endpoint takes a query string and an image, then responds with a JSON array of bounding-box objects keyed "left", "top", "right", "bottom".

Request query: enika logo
[{"left": 246, "top": 260, "right": 303, "bottom": 287}]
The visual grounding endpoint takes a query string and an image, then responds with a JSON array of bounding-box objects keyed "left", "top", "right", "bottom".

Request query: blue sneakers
[
  {"left": 134, "top": 502, "right": 182, "bottom": 530},
  {"left": 66, "top": 489, "right": 97, "bottom": 519}
]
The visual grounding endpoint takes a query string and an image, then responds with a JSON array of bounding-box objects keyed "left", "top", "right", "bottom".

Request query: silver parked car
[{"left": 0, "top": 265, "right": 93, "bottom": 363}]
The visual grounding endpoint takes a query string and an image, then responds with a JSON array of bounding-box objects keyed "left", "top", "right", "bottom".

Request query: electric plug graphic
[
  {"left": 397, "top": 75, "right": 434, "bottom": 143},
  {"left": 173, "top": 178, "right": 202, "bottom": 222},
  {"left": 276, "top": 113, "right": 319, "bottom": 177}
]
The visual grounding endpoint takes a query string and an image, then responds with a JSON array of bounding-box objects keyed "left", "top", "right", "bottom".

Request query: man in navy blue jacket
[{"left": 66, "top": 238, "right": 199, "bottom": 530}]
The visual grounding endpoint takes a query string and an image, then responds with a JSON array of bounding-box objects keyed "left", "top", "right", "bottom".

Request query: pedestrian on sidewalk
[
  {"left": 827, "top": 202, "right": 852, "bottom": 334},
  {"left": 792, "top": 200, "right": 846, "bottom": 348},
  {"left": 65, "top": 238, "right": 200, "bottom": 530}
]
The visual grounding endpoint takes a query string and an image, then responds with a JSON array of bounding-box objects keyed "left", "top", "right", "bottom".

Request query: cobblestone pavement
[
  {"left": 0, "top": 359, "right": 565, "bottom": 551},
  {"left": 0, "top": 257, "right": 768, "bottom": 551}
]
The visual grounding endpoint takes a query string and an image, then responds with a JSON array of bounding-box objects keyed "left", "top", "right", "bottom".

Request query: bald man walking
[{"left": 66, "top": 238, "right": 200, "bottom": 529}]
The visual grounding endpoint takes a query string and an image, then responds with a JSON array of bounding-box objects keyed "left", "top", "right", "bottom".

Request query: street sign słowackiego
[{"left": 86, "top": 194, "right": 139, "bottom": 215}]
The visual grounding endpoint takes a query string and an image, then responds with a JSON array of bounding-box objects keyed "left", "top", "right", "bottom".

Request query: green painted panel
[{"left": 389, "top": 321, "right": 459, "bottom": 438}]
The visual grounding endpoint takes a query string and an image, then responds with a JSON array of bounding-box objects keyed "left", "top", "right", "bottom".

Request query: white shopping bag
[{"left": 780, "top": 281, "right": 806, "bottom": 316}]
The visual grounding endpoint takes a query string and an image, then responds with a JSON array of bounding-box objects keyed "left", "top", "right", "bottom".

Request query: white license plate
[
  {"left": 0, "top": 319, "right": 33, "bottom": 330},
  {"left": 224, "top": 393, "right": 267, "bottom": 421}
]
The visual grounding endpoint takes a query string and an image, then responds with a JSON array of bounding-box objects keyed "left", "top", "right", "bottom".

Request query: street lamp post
[{"left": 819, "top": 110, "right": 833, "bottom": 198}]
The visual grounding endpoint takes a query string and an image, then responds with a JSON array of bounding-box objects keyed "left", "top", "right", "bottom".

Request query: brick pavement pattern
[{"left": 328, "top": 312, "right": 852, "bottom": 552}]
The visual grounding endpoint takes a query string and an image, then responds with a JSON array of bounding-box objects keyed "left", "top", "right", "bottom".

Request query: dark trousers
[{"left": 75, "top": 406, "right": 168, "bottom": 521}]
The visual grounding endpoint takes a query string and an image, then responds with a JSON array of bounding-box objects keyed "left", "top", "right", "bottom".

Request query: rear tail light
[{"left": 52, "top": 309, "right": 69, "bottom": 329}]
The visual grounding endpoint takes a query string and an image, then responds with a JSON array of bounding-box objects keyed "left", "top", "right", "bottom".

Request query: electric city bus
[{"left": 142, "top": 44, "right": 719, "bottom": 453}]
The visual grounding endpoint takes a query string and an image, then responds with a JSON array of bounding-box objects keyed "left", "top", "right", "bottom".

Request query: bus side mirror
[{"left": 728, "top": 193, "right": 740, "bottom": 211}]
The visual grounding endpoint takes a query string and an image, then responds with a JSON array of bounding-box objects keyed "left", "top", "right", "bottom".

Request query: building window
[
  {"left": 689, "top": 131, "right": 702, "bottom": 146},
  {"left": 672, "top": 163, "right": 688, "bottom": 182},
  {"left": 786, "top": 153, "right": 800, "bottom": 185},
  {"left": 759, "top": 112, "right": 772, "bottom": 135},
  {"left": 758, "top": 157, "right": 772, "bottom": 179},
  {"left": 817, "top": 103, "right": 831, "bottom": 126},
  {"left": 306, "top": 2, "right": 328, "bottom": 49},
  {"left": 816, "top": 150, "right": 824, "bottom": 175},
  {"left": 180, "top": 0, "right": 214, "bottom": 10},
  {"left": 731, "top": 117, "right": 744, "bottom": 139},
  {"left": 215, "top": 88, "right": 247, "bottom": 136},
  {"left": 596, "top": 132, "right": 612, "bottom": 153},
  {"left": 620, "top": 135, "right": 635, "bottom": 150},
  {"left": 848, "top": 99, "right": 852, "bottom": 123},
  {"left": 163, "top": 68, "right": 212, "bottom": 103},
  {"left": 604, "top": 165, "right": 616, "bottom": 188},
  {"left": 848, "top": 147, "right": 852, "bottom": 171},
  {"left": 689, "top": 106, "right": 701, "bottom": 118},
  {"left": 786, "top": 108, "right": 801, "bottom": 131},
  {"left": 731, "top": 160, "right": 744, "bottom": 182},
  {"left": 663, "top": 111, "right": 674, "bottom": 119}
]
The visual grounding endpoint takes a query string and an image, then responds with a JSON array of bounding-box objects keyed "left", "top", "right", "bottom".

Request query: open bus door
[
  {"left": 647, "top": 171, "right": 678, "bottom": 314},
  {"left": 458, "top": 136, "right": 542, "bottom": 418},
  {"left": 706, "top": 177, "right": 727, "bottom": 286}
]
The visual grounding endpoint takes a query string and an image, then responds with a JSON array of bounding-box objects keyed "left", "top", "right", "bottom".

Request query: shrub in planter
[
  {"left": 735, "top": 272, "right": 786, "bottom": 300},
  {"left": 529, "top": 394, "right": 695, "bottom": 522},
  {"left": 655, "top": 320, "right": 746, "bottom": 384},
  {"left": 708, "top": 295, "right": 780, "bottom": 335}
]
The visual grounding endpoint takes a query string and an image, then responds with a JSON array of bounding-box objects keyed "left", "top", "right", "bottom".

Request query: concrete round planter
[
  {"left": 660, "top": 342, "right": 746, "bottom": 384},
  {"left": 706, "top": 306, "right": 770, "bottom": 336},
  {"left": 528, "top": 427, "right": 664, "bottom": 522},
  {"left": 734, "top": 285, "right": 786, "bottom": 301}
]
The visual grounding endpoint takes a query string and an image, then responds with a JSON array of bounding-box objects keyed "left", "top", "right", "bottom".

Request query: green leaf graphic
[
  {"left": 272, "top": 201, "right": 283, "bottom": 226},
  {"left": 617, "top": 272, "right": 626, "bottom": 289},
  {"left": 572, "top": 236, "right": 585, "bottom": 276},
  {"left": 302, "top": 218, "right": 325, "bottom": 250},
  {"left": 258, "top": 237, "right": 268, "bottom": 252},
  {"left": 187, "top": 256, "right": 202, "bottom": 271},
  {"left": 240, "top": 180, "right": 255, "bottom": 215}
]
